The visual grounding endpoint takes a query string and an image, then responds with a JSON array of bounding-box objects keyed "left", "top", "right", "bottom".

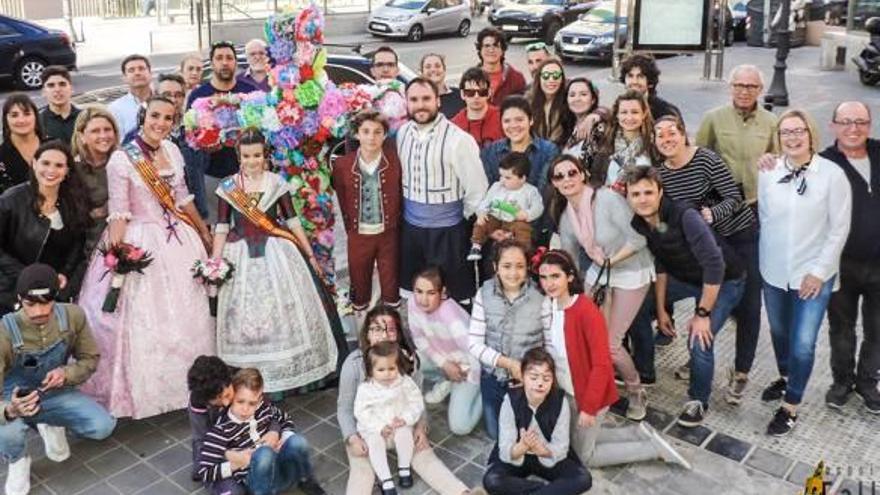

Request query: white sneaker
[
  {"left": 5, "top": 455, "right": 32, "bottom": 495},
  {"left": 37, "top": 424, "right": 70, "bottom": 462},
  {"left": 641, "top": 422, "right": 692, "bottom": 470},
  {"left": 424, "top": 380, "right": 452, "bottom": 404},
  {"left": 626, "top": 389, "right": 648, "bottom": 421}
]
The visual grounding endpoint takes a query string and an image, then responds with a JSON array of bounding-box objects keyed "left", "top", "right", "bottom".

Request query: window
[{"left": 325, "top": 64, "right": 374, "bottom": 86}]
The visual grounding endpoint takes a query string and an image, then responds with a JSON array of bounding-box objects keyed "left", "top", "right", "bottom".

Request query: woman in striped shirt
[{"left": 652, "top": 115, "right": 760, "bottom": 406}]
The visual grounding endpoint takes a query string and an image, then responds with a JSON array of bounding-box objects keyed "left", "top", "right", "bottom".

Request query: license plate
[
  {"left": 370, "top": 22, "right": 389, "bottom": 32},
  {"left": 502, "top": 24, "right": 519, "bottom": 31},
  {"left": 563, "top": 44, "right": 589, "bottom": 53}
]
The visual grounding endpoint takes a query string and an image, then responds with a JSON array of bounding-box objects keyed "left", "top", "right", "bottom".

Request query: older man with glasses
[
  {"left": 237, "top": 38, "right": 271, "bottom": 92},
  {"left": 475, "top": 27, "right": 526, "bottom": 106}
]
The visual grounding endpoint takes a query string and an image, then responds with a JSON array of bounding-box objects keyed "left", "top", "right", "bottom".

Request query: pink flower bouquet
[
  {"left": 98, "top": 242, "right": 154, "bottom": 312},
  {"left": 191, "top": 258, "right": 235, "bottom": 316}
]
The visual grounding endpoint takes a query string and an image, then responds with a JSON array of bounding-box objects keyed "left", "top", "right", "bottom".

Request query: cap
[{"left": 15, "top": 263, "right": 59, "bottom": 301}]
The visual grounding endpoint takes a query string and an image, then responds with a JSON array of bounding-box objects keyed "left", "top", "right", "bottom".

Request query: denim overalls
[{"left": 0, "top": 305, "right": 116, "bottom": 462}]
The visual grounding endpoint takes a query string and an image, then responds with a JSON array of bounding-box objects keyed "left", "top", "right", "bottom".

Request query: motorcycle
[{"left": 852, "top": 17, "right": 880, "bottom": 86}]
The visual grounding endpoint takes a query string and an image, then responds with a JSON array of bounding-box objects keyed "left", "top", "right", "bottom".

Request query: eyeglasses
[
  {"left": 779, "top": 127, "right": 809, "bottom": 138},
  {"left": 552, "top": 169, "right": 581, "bottom": 181},
  {"left": 372, "top": 62, "right": 397, "bottom": 69},
  {"left": 832, "top": 119, "right": 871, "bottom": 128},
  {"left": 526, "top": 42, "right": 547, "bottom": 52},
  {"left": 462, "top": 88, "right": 489, "bottom": 97},
  {"left": 731, "top": 83, "right": 761, "bottom": 92},
  {"left": 368, "top": 322, "right": 395, "bottom": 335},
  {"left": 541, "top": 70, "right": 563, "bottom": 81},
  {"left": 246, "top": 50, "right": 267, "bottom": 58}
]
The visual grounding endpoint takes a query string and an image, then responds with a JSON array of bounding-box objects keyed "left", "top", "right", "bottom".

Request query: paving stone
[
  {"left": 164, "top": 416, "right": 196, "bottom": 441},
  {"left": 44, "top": 464, "right": 101, "bottom": 494},
  {"left": 67, "top": 436, "right": 122, "bottom": 464},
  {"left": 322, "top": 439, "right": 349, "bottom": 465},
  {"left": 436, "top": 433, "right": 490, "bottom": 463},
  {"left": 705, "top": 432, "right": 752, "bottom": 462},
  {"left": 453, "top": 462, "right": 486, "bottom": 490},
  {"left": 31, "top": 454, "right": 83, "bottom": 481},
  {"left": 147, "top": 444, "right": 193, "bottom": 474},
  {"left": 288, "top": 408, "right": 323, "bottom": 432},
  {"left": 432, "top": 445, "right": 467, "bottom": 471},
  {"left": 744, "top": 446, "right": 794, "bottom": 479},
  {"left": 137, "top": 479, "right": 189, "bottom": 494},
  {"left": 644, "top": 406, "right": 676, "bottom": 431},
  {"left": 75, "top": 481, "right": 121, "bottom": 494},
  {"left": 168, "top": 465, "right": 203, "bottom": 493},
  {"left": 29, "top": 484, "right": 56, "bottom": 495},
  {"left": 305, "top": 393, "right": 339, "bottom": 419},
  {"left": 124, "top": 428, "right": 178, "bottom": 458},
  {"left": 787, "top": 461, "right": 821, "bottom": 485},
  {"left": 107, "top": 463, "right": 162, "bottom": 493},
  {"left": 301, "top": 421, "right": 342, "bottom": 451},
  {"left": 86, "top": 445, "right": 142, "bottom": 478},
  {"left": 309, "top": 452, "right": 346, "bottom": 485},
  {"left": 666, "top": 424, "right": 713, "bottom": 447}
]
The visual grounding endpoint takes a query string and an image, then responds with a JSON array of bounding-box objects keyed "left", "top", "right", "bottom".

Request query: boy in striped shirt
[{"left": 197, "top": 368, "right": 326, "bottom": 495}]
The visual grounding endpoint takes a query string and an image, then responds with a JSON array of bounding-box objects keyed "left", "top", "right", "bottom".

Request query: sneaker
[
  {"left": 855, "top": 386, "right": 880, "bottom": 414},
  {"left": 761, "top": 377, "right": 788, "bottom": 402},
  {"left": 640, "top": 422, "right": 692, "bottom": 470},
  {"left": 825, "top": 382, "right": 854, "bottom": 410},
  {"left": 5, "top": 455, "right": 31, "bottom": 495},
  {"left": 655, "top": 331, "right": 674, "bottom": 347},
  {"left": 766, "top": 407, "right": 797, "bottom": 436},
  {"left": 626, "top": 389, "right": 648, "bottom": 421},
  {"left": 673, "top": 363, "right": 690, "bottom": 381},
  {"left": 299, "top": 477, "right": 327, "bottom": 495},
  {"left": 466, "top": 245, "right": 482, "bottom": 261},
  {"left": 398, "top": 467, "right": 414, "bottom": 488},
  {"left": 725, "top": 369, "right": 749, "bottom": 406},
  {"left": 677, "top": 400, "right": 705, "bottom": 428},
  {"left": 424, "top": 380, "right": 452, "bottom": 405},
  {"left": 36, "top": 424, "right": 70, "bottom": 462},
  {"left": 381, "top": 479, "right": 398, "bottom": 495}
]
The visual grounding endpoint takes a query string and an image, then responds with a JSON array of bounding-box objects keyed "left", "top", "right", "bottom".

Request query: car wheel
[
  {"left": 407, "top": 24, "right": 424, "bottom": 42},
  {"left": 859, "top": 69, "right": 880, "bottom": 86},
  {"left": 544, "top": 21, "right": 561, "bottom": 45},
  {"left": 458, "top": 19, "right": 471, "bottom": 37},
  {"left": 16, "top": 57, "right": 47, "bottom": 90}
]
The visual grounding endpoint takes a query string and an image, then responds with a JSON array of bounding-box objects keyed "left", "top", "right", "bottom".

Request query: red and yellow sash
[
  {"left": 221, "top": 179, "right": 299, "bottom": 245},
  {"left": 123, "top": 142, "right": 199, "bottom": 231}
]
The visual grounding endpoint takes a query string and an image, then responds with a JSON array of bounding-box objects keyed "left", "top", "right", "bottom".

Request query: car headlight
[
  {"left": 389, "top": 14, "right": 412, "bottom": 22},
  {"left": 593, "top": 34, "right": 614, "bottom": 45},
  {"left": 554, "top": 31, "right": 562, "bottom": 43}
]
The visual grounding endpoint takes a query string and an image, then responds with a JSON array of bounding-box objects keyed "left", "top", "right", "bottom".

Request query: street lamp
[{"left": 764, "top": 0, "right": 791, "bottom": 107}]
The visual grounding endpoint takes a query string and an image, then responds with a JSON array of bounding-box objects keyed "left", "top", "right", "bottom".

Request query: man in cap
[{"left": 0, "top": 264, "right": 116, "bottom": 495}]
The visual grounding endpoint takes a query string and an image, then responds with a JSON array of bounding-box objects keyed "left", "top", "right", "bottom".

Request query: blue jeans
[
  {"left": 246, "top": 434, "right": 314, "bottom": 495},
  {"left": 763, "top": 278, "right": 835, "bottom": 405},
  {"left": 420, "top": 356, "right": 482, "bottom": 435},
  {"left": 0, "top": 388, "right": 116, "bottom": 462},
  {"left": 481, "top": 370, "right": 510, "bottom": 440},
  {"left": 631, "top": 276, "right": 745, "bottom": 406}
]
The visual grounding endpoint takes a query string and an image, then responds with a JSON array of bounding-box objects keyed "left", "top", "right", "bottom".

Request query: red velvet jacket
[
  {"left": 563, "top": 295, "right": 619, "bottom": 416},
  {"left": 331, "top": 141, "right": 402, "bottom": 234},
  {"left": 488, "top": 64, "right": 527, "bottom": 107}
]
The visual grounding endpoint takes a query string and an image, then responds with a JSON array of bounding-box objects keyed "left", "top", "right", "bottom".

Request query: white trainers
[
  {"left": 37, "top": 424, "right": 70, "bottom": 462},
  {"left": 424, "top": 380, "right": 452, "bottom": 404},
  {"left": 5, "top": 455, "right": 32, "bottom": 495},
  {"left": 626, "top": 389, "right": 648, "bottom": 421},
  {"left": 640, "top": 422, "right": 692, "bottom": 470}
]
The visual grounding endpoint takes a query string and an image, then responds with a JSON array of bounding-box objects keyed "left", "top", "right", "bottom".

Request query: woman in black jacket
[{"left": 0, "top": 140, "right": 90, "bottom": 311}]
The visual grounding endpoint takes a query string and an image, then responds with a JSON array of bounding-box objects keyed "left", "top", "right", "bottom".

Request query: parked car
[
  {"left": 0, "top": 15, "right": 76, "bottom": 90},
  {"left": 368, "top": 0, "right": 472, "bottom": 42},
  {"left": 489, "top": 0, "right": 600, "bottom": 44},
  {"left": 553, "top": 0, "right": 625, "bottom": 62}
]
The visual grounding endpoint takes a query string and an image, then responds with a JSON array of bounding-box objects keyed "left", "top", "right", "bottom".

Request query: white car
[{"left": 368, "top": 0, "right": 472, "bottom": 42}]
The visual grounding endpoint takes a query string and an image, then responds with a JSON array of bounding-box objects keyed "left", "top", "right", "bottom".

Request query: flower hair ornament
[{"left": 530, "top": 246, "right": 548, "bottom": 275}]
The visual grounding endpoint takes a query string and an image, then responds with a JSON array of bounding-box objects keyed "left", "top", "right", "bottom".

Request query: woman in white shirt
[{"left": 758, "top": 109, "right": 852, "bottom": 437}]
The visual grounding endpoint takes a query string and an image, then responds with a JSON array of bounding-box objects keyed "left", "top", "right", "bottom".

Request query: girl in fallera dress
[
  {"left": 78, "top": 96, "right": 215, "bottom": 419},
  {"left": 211, "top": 129, "right": 344, "bottom": 393}
]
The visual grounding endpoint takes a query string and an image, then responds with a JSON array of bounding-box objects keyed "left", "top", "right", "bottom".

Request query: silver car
[{"left": 368, "top": 0, "right": 472, "bottom": 42}]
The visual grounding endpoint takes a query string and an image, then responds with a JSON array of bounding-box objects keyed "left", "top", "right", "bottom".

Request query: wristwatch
[{"left": 695, "top": 306, "right": 711, "bottom": 318}]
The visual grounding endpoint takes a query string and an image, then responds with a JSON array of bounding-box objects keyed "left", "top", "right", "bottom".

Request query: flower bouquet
[
  {"left": 191, "top": 258, "right": 235, "bottom": 316},
  {"left": 98, "top": 242, "right": 154, "bottom": 313}
]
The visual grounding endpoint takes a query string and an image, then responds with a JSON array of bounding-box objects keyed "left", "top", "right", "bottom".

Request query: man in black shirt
[
  {"left": 619, "top": 54, "right": 681, "bottom": 121},
  {"left": 626, "top": 166, "right": 745, "bottom": 428},
  {"left": 39, "top": 66, "right": 81, "bottom": 145}
]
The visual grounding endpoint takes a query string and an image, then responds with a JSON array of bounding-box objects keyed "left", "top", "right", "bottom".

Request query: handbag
[{"left": 591, "top": 260, "right": 613, "bottom": 322}]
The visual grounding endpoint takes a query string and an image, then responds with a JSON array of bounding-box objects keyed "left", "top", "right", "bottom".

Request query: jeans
[
  {"left": 246, "top": 434, "right": 314, "bottom": 495},
  {"left": 421, "top": 357, "right": 482, "bottom": 435},
  {"left": 764, "top": 278, "right": 835, "bottom": 405},
  {"left": 727, "top": 227, "right": 762, "bottom": 374},
  {"left": 827, "top": 256, "right": 880, "bottom": 392},
  {"left": 483, "top": 456, "right": 591, "bottom": 495},
  {"left": 631, "top": 275, "right": 745, "bottom": 406},
  {"left": 0, "top": 388, "right": 116, "bottom": 462},
  {"left": 481, "top": 371, "right": 510, "bottom": 440}
]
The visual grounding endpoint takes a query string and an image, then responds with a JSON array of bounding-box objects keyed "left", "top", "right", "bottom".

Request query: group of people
[{"left": 0, "top": 22, "right": 876, "bottom": 495}]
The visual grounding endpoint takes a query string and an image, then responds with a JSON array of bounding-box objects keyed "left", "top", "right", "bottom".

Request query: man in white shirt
[
  {"left": 397, "top": 78, "right": 488, "bottom": 304},
  {"left": 108, "top": 54, "right": 153, "bottom": 140}
]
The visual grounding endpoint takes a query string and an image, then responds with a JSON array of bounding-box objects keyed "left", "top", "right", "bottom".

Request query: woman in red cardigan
[{"left": 536, "top": 249, "right": 691, "bottom": 469}]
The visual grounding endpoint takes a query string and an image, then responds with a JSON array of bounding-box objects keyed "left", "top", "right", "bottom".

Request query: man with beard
[
  {"left": 109, "top": 54, "right": 153, "bottom": 139},
  {"left": 185, "top": 41, "right": 256, "bottom": 222},
  {"left": 397, "top": 78, "right": 488, "bottom": 304}
]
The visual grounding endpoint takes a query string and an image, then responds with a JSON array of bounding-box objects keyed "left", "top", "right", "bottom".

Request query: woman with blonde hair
[
  {"left": 597, "top": 90, "right": 653, "bottom": 186},
  {"left": 71, "top": 105, "right": 119, "bottom": 257}
]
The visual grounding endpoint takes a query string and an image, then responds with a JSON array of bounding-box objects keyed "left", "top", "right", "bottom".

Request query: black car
[
  {"left": 0, "top": 15, "right": 76, "bottom": 90},
  {"left": 489, "top": 0, "right": 600, "bottom": 44}
]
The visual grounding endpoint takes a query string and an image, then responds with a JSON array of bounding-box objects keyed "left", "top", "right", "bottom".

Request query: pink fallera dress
[{"left": 77, "top": 139, "right": 214, "bottom": 419}]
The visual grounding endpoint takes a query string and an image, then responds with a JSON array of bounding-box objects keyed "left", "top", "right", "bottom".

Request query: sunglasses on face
[
  {"left": 462, "top": 88, "right": 489, "bottom": 97},
  {"left": 552, "top": 169, "right": 581, "bottom": 181},
  {"left": 541, "top": 71, "right": 563, "bottom": 81}
]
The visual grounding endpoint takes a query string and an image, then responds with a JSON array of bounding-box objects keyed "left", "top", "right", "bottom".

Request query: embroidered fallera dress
[
  {"left": 214, "top": 172, "right": 341, "bottom": 392},
  {"left": 77, "top": 139, "right": 214, "bottom": 419}
]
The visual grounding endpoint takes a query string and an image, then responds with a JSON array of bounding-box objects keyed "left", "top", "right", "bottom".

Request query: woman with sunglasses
[
  {"left": 757, "top": 109, "right": 851, "bottom": 437},
  {"left": 596, "top": 90, "right": 653, "bottom": 186},
  {"left": 530, "top": 59, "right": 573, "bottom": 149},
  {"left": 420, "top": 53, "right": 464, "bottom": 118},
  {"left": 547, "top": 155, "right": 654, "bottom": 421}
]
